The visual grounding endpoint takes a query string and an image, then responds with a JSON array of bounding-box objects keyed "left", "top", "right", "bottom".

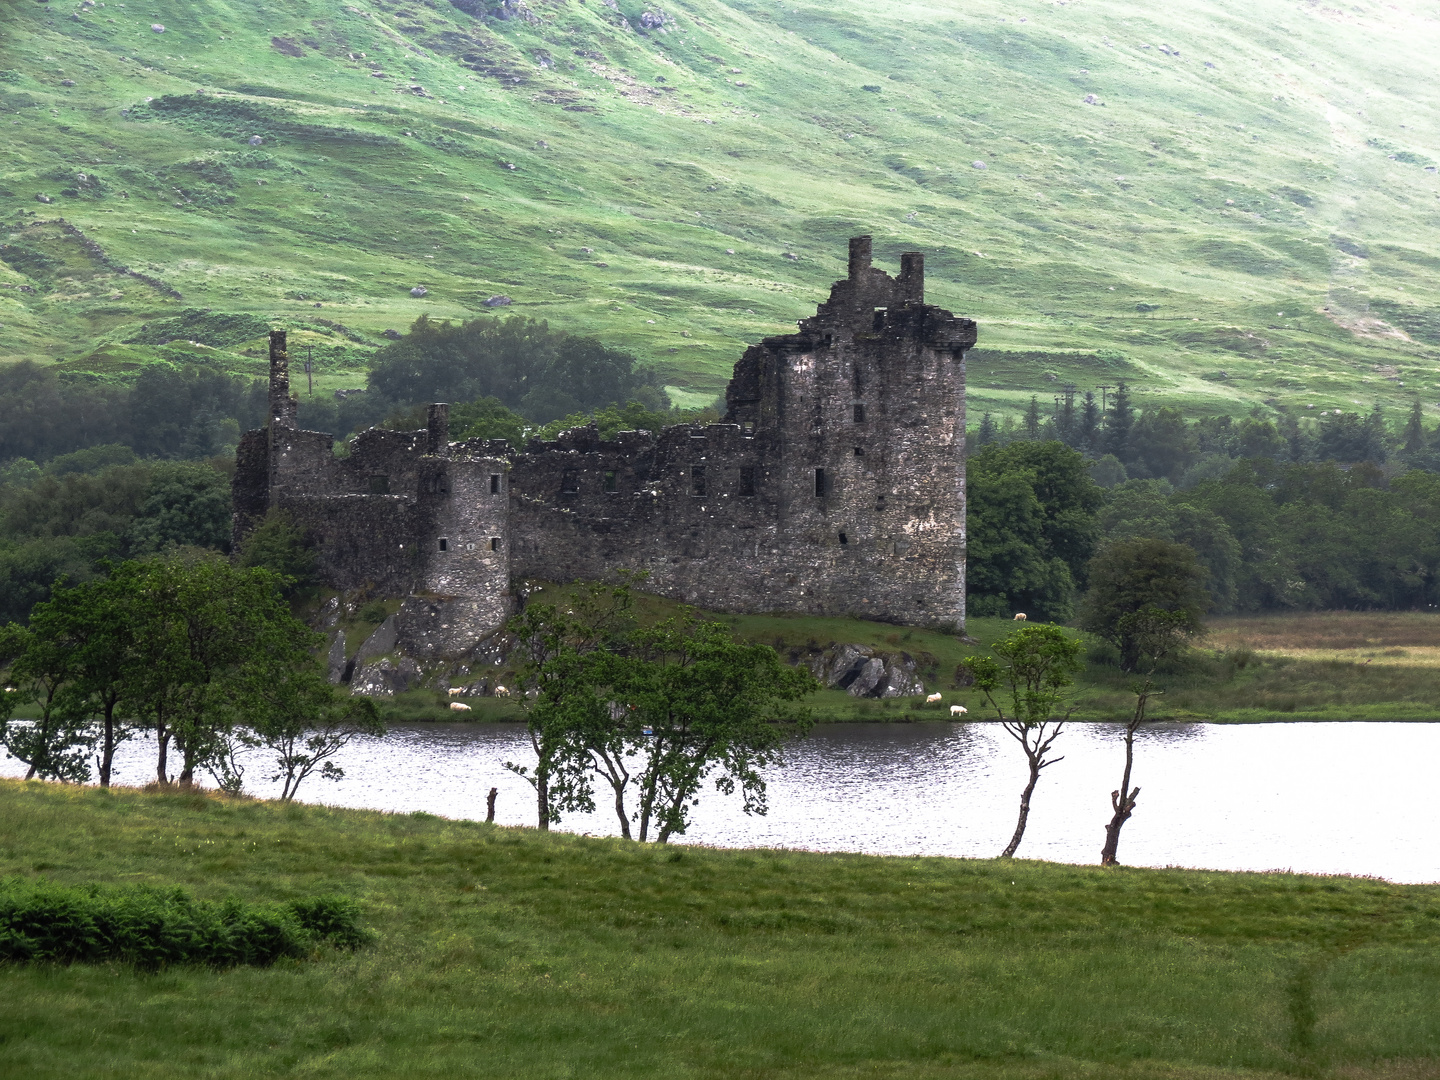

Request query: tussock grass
[
  {"left": 1207, "top": 612, "right": 1440, "bottom": 655},
  {"left": 0, "top": 779, "right": 1437, "bottom": 1078}
]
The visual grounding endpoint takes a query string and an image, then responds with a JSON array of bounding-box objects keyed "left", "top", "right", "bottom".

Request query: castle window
[
  {"left": 839, "top": 532, "right": 849, "bottom": 545},
  {"left": 490, "top": 537, "right": 501, "bottom": 551},
  {"left": 367, "top": 475, "right": 389, "bottom": 494},
  {"left": 691, "top": 465, "right": 706, "bottom": 497},
  {"left": 853, "top": 403, "right": 866, "bottom": 423},
  {"left": 438, "top": 538, "right": 448, "bottom": 552},
  {"left": 738, "top": 466, "right": 756, "bottom": 497},
  {"left": 560, "top": 469, "right": 579, "bottom": 494},
  {"left": 852, "top": 364, "right": 863, "bottom": 393},
  {"left": 854, "top": 446, "right": 864, "bottom": 457},
  {"left": 604, "top": 469, "right": 618, "bottom": 493},
  {"left": 815, "top": 468, "right": 827, "bottom": 497},
  {"left": 490, "top": 474, "right": 501, "bottom": 494}
]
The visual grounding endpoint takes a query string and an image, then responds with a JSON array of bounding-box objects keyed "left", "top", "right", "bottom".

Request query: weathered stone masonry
[{"left": 232, "top": 238, "right": 974, "bottom": 657}]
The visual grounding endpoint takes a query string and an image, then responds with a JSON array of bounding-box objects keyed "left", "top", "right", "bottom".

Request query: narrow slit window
[
  {"left": 815, "top": 467, "right": 827, "bottom": 498},
  {"left": 691, "top": 465, "right": 706, "bottom": 497},
  {"left": 490, "top": 473, "right": 501, "bottom": 494},
  {"left": 852, "top": 364, "right": 863, "bottom": 393},
  {"left": 838, "top": 532, "right": 848, "bottom": 546},
  {"left": 490, "top": 537, "right": 501, "bottom": 552},
  {"left": 438, "top": 538, "right": 448, "bottom": 552},
  {"left": 560, "top": 469, "right": 579, "bottom": 494},
  {"left": 853, "top": 403, "right": 866, "bottom": 423},
  {"left": 854, "top": 446, "right": 864, "bottom": 457},
  {"left": 738, "top": 466, "right": 756, "bottom": 497},
  {"left": 603, "top": 469, "right": 618, "bottom": 493}
]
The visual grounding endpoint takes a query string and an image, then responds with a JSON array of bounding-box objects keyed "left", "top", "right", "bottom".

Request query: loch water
[{"left": 4, "top": 721, "right": 1436, "bottom": 883}]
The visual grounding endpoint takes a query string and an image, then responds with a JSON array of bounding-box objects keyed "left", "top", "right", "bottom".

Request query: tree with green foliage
[
  {"left": 0, "top": 620, "right": 92, "bottom": 782},
  {"left": 962, "top": 624, "right": 1085, "bottom": 859},
  {"left": 965, "top": 441, "right": 1103, "bottom": 622},
  {"left": 23, "top": 575, "right": 139, "bottom": 787},
  {"left": 124, "top": 462, "right": 234, "bottom": 554},
  {"left": 119, "top": 558, "right": 321, "bottom": 785},
  {"left": 1079, "top": 391, "right": 1101, "bottom": 454},
  {"left": 1023, "top": 396, "right": 1042, "bottom": 440},
  {"left": 1077, "top": 538, "right": 1209, "bottom": 672},
  {"left": 368, "top": 315, "right": 664, "bottom": 422},
  {"left": 1127, "top": 405, "right": 1195, "bottom": 484},
  {"left": 973, "top": 412, "right": 998, "bottom": 448},
  {"left": 237, "top": 509, "right": 317, "bottom": 596},
  {"left": 506, "top": 578, "right": 640, "bottom": 830},
  {"left": 611, "top": 617, "right": 817, "bottom": 843},
  {"left": 241, "top": 669, "right": 385, "bottom": 801},
  {"left": 508, "top": 578, "right": 817, "bottom": 841},
  {"left": 1104, "top": 381, "right": 1134, "bottom": 461}
]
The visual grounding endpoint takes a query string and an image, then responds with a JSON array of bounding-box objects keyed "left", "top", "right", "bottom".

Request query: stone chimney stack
[
  {"left": 848, "top": 235, "right": 872, "bottom": 281},
  {"left": 427, "top": 402, "right": 450, "bottom": 456},
  {"left": 899, "top": 252, "right": 925, "bottom": 304},
  {"left": 268, "top": 329, "right": 297, "bottom": 429}
]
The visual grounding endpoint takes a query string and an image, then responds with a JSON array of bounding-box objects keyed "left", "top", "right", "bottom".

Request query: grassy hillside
[
  {"left": 1, "top": 779, "right": 1438, "bottom": 1078},
  {"left": 3, "top": 0, "right": 1440, "bottom": 420}
]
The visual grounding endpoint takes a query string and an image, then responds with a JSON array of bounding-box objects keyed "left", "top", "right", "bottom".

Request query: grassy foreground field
[{"left": 1, "top": 779, "right": 1438, "bottom": 1079}]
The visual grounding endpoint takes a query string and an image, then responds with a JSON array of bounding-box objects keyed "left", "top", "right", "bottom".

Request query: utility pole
[
  {"left": 1098, "top": 384, "right": 1114, "bottom": 413},
  {"left": 304, "top": 345, "right": 314, "bottom": 397}
]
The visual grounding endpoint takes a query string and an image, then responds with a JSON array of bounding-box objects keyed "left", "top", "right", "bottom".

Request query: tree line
[
  {"left": 0, "top": 557, "right": 382, "bottom": 798},
  {"left": 974, "top": 380, "right": 1431, "bottom": 483},
  {"left": 968, "top": 385, "right": 1440, "bottom": 621},
  {"left": 0, "top": 315, "right": 661, "bottom": 475}
]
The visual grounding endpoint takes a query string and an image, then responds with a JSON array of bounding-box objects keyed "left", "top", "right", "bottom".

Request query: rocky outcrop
[
  {"left": 808, "top": 644, "right": 927, "bottom": 699},
  {"left": 326, "top": 630, "right": 348, "bottom": 685},
  {"left": 351, "top": 656, "right": 422, "bottom": 697}
]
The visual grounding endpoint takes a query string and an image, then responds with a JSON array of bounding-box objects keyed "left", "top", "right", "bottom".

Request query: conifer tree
[
  {"left": 975, "top": 412, "right": 998, "bottom": 448},
  {"left": 1104, "top": 381, "right": 1134, "bottom": 461},
  {"left": 1402, "top": 398, "right": 1425, "bottom": 456},
  {"left": 1079, "top": 391, "right": 1101, "bottom": 455},
  {"left": 1024, "top": 396, "right": 1042, "bottom": 441}
]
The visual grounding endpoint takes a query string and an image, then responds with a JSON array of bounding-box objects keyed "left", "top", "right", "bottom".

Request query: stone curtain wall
[
  {"left": 507, "top": 238, "right": 974, "bottom": 628},
  {"left": 233, "top": 239, "right": 974, "bottom": 648}
]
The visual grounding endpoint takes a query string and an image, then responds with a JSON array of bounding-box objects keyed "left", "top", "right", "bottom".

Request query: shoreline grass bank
[{"left": 0, "top": 780, "right": 1437, "bottom": 1078}]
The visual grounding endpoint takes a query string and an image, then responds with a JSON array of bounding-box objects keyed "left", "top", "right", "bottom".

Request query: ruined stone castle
[{"left": 232, "top": 237, "right": 975, "bottom": 658}]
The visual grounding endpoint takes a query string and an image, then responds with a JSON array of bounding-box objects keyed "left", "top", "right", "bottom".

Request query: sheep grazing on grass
[
  {"left": 449, "top": 702, "right": 472, "bottom": 712},
  {"left": 950, "top": 705, "right": 968, "bottom": 717},
  {"left": 1013, "top": 612, "right": 1028, "bottom": 621},
  {"left": 493, "top": 685, "right": 511, "bottom": 697},
  {"left": 447, "top": 687, "right": 464, "bottom": 696},
  {"left": 926, "top": 693, "right": 943, "bottom": 704}
]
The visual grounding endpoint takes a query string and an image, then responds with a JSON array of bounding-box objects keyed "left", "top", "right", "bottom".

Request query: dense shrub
[{"left": 0, "top": 879, "right": 371, "bottom": 968}]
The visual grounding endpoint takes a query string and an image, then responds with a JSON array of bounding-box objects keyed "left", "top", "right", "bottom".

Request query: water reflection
[{"left": 3, "top": 721, "right": 1436, "bottom": 883}]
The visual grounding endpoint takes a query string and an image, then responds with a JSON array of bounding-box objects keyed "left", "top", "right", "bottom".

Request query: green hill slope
[{"left": 3, "top": 0, "right": 1440, "bottom": 419}]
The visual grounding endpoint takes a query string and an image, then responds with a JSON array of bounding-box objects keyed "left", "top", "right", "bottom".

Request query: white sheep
[
  {"left": 950, "top": 705, "right": 968, "bottom": 717},
  {"left": 493, "top": 685, "right": 510, "bottom": 697},
  {"left": 1013, "top": 612, "right": 1028, "bottom": 621},
  {"left": 447, "top": 687, "right": 464, "bottom": 696},
  {"left": 926, "top": 693, "right": 943, "bottom": 704},
  {"left": 449, "top": 702, "right": 472, "bottom": 712}
]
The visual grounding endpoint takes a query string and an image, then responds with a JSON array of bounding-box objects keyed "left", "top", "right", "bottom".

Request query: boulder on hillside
[
  {"left": 482, "top": 294, "right": 512, "bottom": 306},
  {"left": 351, "top": 656, "right": 421, "bottom": 697},
  {"left": 410, "top": 285, "right": 428, "bottom": 297}
]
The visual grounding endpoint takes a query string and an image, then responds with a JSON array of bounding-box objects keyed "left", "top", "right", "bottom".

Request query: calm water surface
[{"left": 5, "top": 721, "right": 1437, "bottom": 883}]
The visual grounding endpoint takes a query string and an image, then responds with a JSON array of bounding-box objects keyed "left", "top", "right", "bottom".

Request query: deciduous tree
[{"left": 962, "top": 624, "right": 1084, "bottom": 859}]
